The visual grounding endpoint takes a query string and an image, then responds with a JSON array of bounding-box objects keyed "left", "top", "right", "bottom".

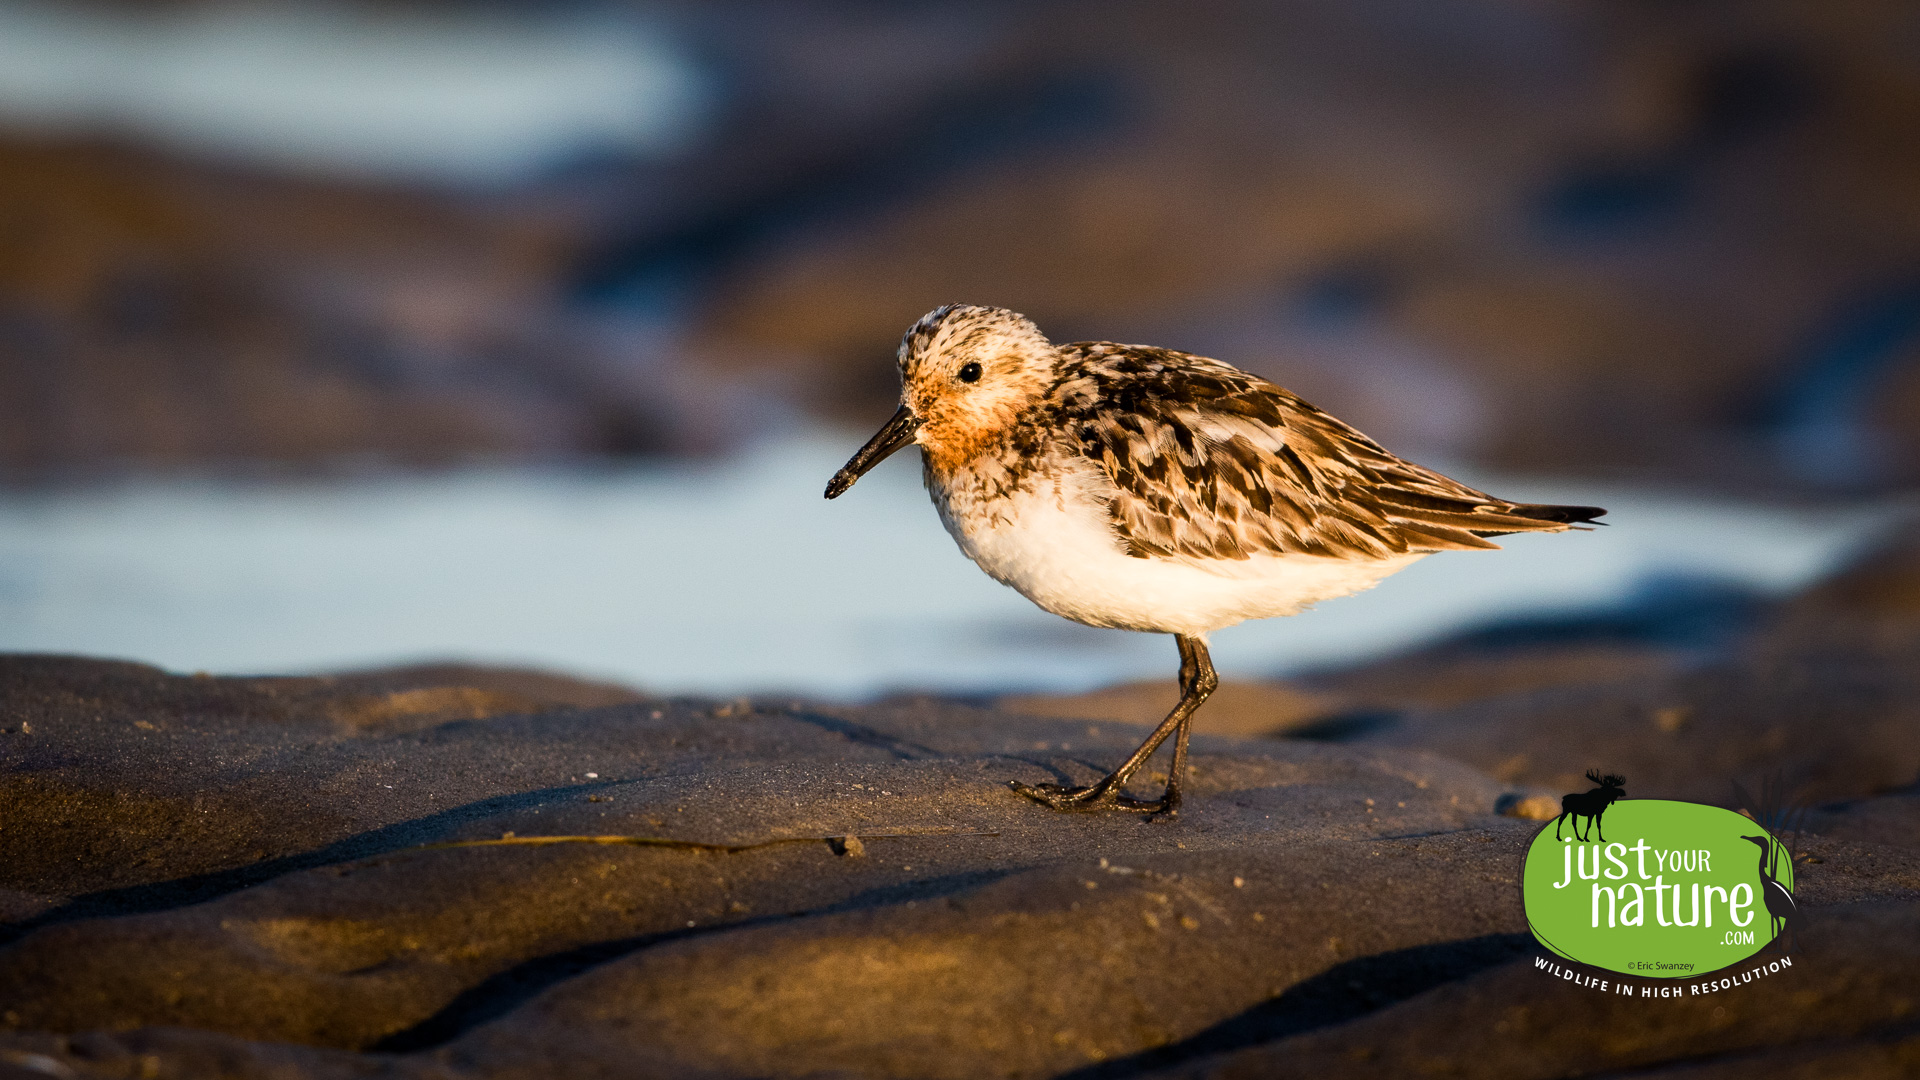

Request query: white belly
[{"left": 931, "top": 465, "right": 1424, "bottom": 637}]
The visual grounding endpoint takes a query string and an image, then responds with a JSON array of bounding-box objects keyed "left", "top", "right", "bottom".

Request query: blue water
[
  {"left": 0, "top": 430, "right": 1900, "bottom": 699},
  {"left": 0, "top": 1, "right": 705, "bottom": 184}
]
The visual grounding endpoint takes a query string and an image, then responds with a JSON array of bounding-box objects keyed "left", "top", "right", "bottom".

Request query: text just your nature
[{"left": 1553, "top": 837, "right": 1756, "bottom": 931}]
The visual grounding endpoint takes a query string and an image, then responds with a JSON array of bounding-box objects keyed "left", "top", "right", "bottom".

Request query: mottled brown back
[{"left": 1046, "top": 342, "right": 1605, "bottom": 562}]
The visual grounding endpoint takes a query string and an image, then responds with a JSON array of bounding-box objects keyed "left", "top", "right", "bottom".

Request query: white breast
[{"left": 929, "top": 459, "right": 1424, "bottom": 637}]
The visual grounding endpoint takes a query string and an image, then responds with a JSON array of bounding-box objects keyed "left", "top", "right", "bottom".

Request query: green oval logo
[{"left": 1522, "top": 799, "right": 1795, "bottom": 978}]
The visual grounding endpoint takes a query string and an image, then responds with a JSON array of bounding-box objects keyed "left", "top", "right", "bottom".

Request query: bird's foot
[{"left": 1009, "top": 779, "right": 1178, "bottom": 817}]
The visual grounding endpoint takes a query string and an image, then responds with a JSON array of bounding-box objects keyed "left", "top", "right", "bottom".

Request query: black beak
[{"left": 825, "top": 404, "right": 922, "bottom": 499}]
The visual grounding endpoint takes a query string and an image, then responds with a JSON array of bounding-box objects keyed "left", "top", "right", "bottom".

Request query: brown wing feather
[{"left": 1048, "top": 342, "right": 1604, "bottom": 562}]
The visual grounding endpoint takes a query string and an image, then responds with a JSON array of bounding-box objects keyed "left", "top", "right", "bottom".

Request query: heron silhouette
[
  {"left": 1742, "top": 833, "right": 1798, "bottom": 950},
  {"left": 1554, "top": 770, "right": 1625, "bottom": 842},
  {"left": 1732, "top": 775, "right": 1805, "bottom": 954}
]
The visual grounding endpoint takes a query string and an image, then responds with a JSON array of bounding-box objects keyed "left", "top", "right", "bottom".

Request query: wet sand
[{"left": 1, "top": 535, "right": 1917, "bottom": 1078}]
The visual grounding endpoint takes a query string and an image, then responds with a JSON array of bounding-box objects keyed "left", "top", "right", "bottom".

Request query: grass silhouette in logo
[
  {"left": 1554, "top": 770, "right": 1625, "bottom": 842},
  {"left": 1732, "top": 775, "right": 1806, "bottom": 955}
]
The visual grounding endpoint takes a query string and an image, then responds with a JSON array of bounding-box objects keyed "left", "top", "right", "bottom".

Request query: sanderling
[{"left": 826, "top": 304, "right": 1604, "bottom": 816}]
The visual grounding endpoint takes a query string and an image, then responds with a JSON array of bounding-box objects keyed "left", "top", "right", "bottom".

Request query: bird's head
[
  {"left": 1741, "top": 834, "right": 1771, "bottom": 850},
  {"left": 826, "top": 304, "right": 1055, "bottom": 498}
]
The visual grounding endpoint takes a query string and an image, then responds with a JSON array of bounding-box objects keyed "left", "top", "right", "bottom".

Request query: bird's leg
[
  {"left": 1011, "top": 635, "right": 1217, "bottom": 815},
  {"left": 1158, "top": 636, "right": 1214, "bottom": 816}
]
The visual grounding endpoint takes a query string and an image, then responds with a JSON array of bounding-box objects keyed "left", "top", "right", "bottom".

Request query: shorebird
[{"left": 825, "top": 304, "right": 1604, "bottom": 816}]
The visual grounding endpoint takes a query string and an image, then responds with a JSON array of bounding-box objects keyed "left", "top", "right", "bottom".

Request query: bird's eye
[{"left": 957, "top": 362, "right": 982, "bottom": 384}]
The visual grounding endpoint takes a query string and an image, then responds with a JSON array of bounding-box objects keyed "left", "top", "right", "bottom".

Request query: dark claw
[
  {"left": 1008, "top": 780, "right": 1177, "bottom": 817},
  {"left": 1005, "top": 634, "right": 1209, "bottom": 822}
]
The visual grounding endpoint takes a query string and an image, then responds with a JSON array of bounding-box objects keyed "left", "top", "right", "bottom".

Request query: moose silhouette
[{"left": 1554, "top": 770, "right": 1626, "bottom": 843}]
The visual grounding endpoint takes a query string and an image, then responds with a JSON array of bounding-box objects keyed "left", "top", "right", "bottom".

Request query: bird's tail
[
  {"left": 1462, "top": 502, "right": 1607, "bottom": 540},
  {"left": 1504, "top": 503, "right": 1608, "bottom": 526}
]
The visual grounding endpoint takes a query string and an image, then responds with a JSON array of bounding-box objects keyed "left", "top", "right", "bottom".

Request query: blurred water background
[
  {"left": 0, "top": 431, "right": 1900, "bottom": 696},
  {"left": 0, "top": 0, "right": 1916, "bottom": 696}
]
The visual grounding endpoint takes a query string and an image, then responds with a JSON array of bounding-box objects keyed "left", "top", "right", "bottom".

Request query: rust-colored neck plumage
[{"left": 897, "top": 304, "right": 1055, "bottom": 476}]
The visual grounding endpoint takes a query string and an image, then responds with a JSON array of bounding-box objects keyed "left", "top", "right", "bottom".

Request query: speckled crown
[{"left": 897, "top": 304, "right": 1051, "bottom": 376}]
